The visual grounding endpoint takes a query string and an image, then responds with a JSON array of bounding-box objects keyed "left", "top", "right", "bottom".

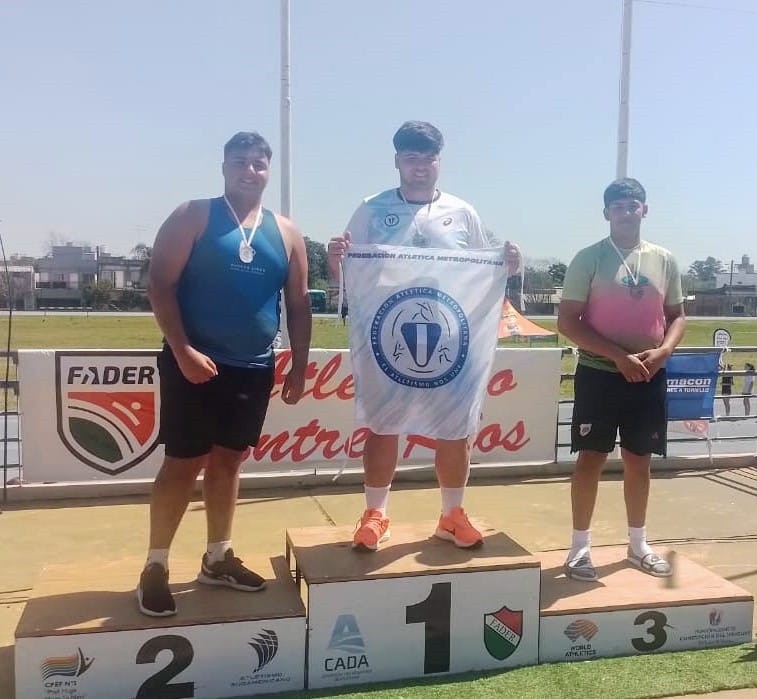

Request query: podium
[
  {"left": 14, "top": 530, "right": 754, "bottom": 696},
  {"left": 14, "top": 556, "right": 306, "bottom": 699},
  {"left": 538, "top": 546, "right": 754, "bottom": 662},
  {"left": 286, "top": 521, "right": 541, "bottom": 690}
]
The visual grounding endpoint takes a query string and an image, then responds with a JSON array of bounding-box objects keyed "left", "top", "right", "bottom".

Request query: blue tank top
[{"left": 177, "top": 197, "right": 289, "bottom": 368}]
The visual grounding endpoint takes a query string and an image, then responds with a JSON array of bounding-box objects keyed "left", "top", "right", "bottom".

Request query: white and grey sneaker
[
  {"left": 627, "top": 547, "right": 672, "bottom": 577},
  {"left": 564, "top": 552, "right": 598, "bottom": 582}
]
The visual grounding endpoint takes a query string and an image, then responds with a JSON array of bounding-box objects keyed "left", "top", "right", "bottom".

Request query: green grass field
[
  {"left": 1, "top": 314, "right": 756, "bottom": 351},
  {"left": 3, "top": 315, "right": 756, "bottom": 399}
]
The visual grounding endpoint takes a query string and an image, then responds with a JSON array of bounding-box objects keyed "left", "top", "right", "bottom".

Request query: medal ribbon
[
  {"left": 224, "top": 194, "right": 262, "bottom": 258},
  {"left": 607, "top": 236, "right": 642, "bottom": 286}
]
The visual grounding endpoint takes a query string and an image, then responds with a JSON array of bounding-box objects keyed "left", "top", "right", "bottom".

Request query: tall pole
[
  {"left": 280, "top": 0, "right": 292, "bottom": 218},
  {"left": 279, "top": 0, "right": 292, "bottom": 348},
  {"left": 616, "top": 0, "right": 633, "bottom": 179}
]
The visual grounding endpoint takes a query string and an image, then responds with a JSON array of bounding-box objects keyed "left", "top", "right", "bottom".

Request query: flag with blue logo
[
  {"left": 343, "top": 244, "right": 508, "bottom": 438},
  {"left": 666, "top": 352, "right": 722, "bottom": 420}
]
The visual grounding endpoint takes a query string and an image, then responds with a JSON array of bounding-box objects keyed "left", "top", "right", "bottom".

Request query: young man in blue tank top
[
  {"left": 137, "top": 132, "right": 311, "bottom": 616},
  {"left": 328, "top": 121, "right": 522, "bottom": 552}
]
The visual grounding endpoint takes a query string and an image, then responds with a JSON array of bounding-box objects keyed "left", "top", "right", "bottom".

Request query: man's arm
[
  {"left": 148, "top": 199, "right": 217, "bottom": 384},
  {"left": 328, "top": 203, "right": 367, "bottom": 282},
  {"left": 278, "top": 216, "right": 312, "bottom": 405},
  {"left": 636, "top": 303, "right": 686, "bottom": 378},
  {"left": 557, "top": 300, "right": 651, "bottom": 382}
]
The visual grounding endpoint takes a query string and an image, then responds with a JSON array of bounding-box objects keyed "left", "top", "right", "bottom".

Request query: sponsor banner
[
  {"left": 539, "top": 600, "right": 753, "bottom": 663},
  {"left": 55, "top": 352, "right": 160, "bottom": 475},
  {"left": 20, "top": 351, "right": 166, "bottom": 483},
  {"left": 18, "top": 347, "right": 562, "bottom": 483},
  {"left": 666, "top": 352, "right": 721, "bottom": 420},
  {"left": 307, "top": 568, "right": 540, "bottom": 689},
  {"left": 15, "top": 617, "right": 305, "bottom": 699}
]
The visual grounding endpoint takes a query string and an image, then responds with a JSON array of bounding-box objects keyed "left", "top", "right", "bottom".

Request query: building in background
[
  {"left": 2, "top": 266, "right": 36, "bottom": 310},
  {"left": 34, "top": 245, "right": 97, "bottom": 309},
  {"left": 32, "top": 244, "right": 148, "bottom": 310}
]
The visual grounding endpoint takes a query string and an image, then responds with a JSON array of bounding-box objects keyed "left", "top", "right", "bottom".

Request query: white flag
[{"left": 343, "top": 244, "right": 508, "bottom": 439}]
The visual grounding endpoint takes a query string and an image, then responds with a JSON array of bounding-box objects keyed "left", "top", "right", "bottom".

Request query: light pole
[
  {"left": 616, "top": 0, "right": 633, "bottom": 179},
  {"left": 280, "top": 0, "right": 292, "bottom": 218},
  {"left": 279, "top": 0, "right": 292, "bottom": 348}
]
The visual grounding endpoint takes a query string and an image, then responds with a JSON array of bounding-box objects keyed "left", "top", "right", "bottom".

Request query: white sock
[
  {"left": 206, "top": 540, "right": 232, "bottom": 564},
  {"left": 145, "top": 548, "right": 169, "bottom": 570},
  {"left": 364, "top": 485, "right": 390, "bottom": 516},
  {"left": 568, "top": 529, "right": 591, "bottom": 562},
  {"left": 628, "top": 526, "right": 653, "bottom": 558},
  {"left": 440, "top": 487, "right": 465, "bottom": 515}
]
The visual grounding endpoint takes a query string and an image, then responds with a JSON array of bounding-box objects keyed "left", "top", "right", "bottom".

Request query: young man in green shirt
[{"left": 557, "top": 178, "right": 686, "bottom": 581}]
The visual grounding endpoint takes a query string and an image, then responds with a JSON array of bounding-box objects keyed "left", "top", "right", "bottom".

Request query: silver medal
[{"left": 239, "top": 241, "right": 255, "bottom": 263}]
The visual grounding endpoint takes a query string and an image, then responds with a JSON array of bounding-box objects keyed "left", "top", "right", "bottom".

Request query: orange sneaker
[
  {"left": 352, "top": 509, "right": 390, "bottom": 551},
  {"left": 435, "top": 507, "right": 483, "bottom": 548}
]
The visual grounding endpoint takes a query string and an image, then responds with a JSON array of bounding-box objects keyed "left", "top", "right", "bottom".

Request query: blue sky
[{"left": 1, "top": 0, "right": 755, "bottom": 269}]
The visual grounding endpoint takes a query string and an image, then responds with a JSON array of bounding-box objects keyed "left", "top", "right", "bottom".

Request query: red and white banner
[{"left": 18, "top": 347, "right": 562, "bottom": 483}]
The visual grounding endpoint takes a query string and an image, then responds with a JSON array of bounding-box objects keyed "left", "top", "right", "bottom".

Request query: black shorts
[
  {"left": 571, "top": 363, "right": 667, "bottom": 457},
  {"left": 158, "top": 345, "right": 275, "bottom": 458}
]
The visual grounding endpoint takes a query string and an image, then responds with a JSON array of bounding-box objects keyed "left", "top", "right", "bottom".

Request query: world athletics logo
[
  {"left": 370, "top": 287, "right": 469, "bottom": 388},
  {"left": 55, "top": 351, "right": 161, "bottom": 475}
]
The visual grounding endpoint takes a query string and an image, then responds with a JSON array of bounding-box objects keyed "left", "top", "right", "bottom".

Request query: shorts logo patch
[{"left": 579, "top": 423, "right": 592, "bottom": 437}]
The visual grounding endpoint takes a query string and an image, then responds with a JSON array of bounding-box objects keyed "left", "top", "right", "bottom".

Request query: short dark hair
[
  {"left": 392, "top": 121, "right": 444, "bottom": 154},
  {"left": 223, "top": 131, "right": 272, "bottom": 160},
  {"left": 603, "top": 178, "right": 646, "bottom": 208}
]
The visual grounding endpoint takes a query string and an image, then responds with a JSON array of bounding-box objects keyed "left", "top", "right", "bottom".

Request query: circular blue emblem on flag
[{"left": 371, "top": 287, "right": 469, "bottom": 388}]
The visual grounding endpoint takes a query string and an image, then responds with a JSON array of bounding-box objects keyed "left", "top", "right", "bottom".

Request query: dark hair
[
  {"left": 603, "top": 178, "right": 646, "bottom": 208},
  {"left": 223, "top": 132, "right": 272, "bottom": 160},
  {"left": 392, "top": 121, "right": 444, "bottom": 154}
]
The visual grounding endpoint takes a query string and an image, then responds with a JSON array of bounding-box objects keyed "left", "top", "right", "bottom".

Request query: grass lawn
[
  {"left": 1, "top": 315, "right": 756, "bottom": 352},
  {"left": 281, "top": 643, "right": 757, "bottom": 699}
]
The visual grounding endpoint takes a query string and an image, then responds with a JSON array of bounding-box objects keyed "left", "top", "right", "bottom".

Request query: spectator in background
[
  {"left": 721, "top": 364, "right": 733, "bottom": 416},
  {"left": 742, "top": 362, "right": 755, "bottom": 416}
]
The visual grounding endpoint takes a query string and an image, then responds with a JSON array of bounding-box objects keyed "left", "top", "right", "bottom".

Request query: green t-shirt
[{"left": 562, "top": 238, "right": 683, "bottom": 371}]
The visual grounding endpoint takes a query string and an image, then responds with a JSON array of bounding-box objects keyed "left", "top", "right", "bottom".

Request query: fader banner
[{"left": 17, "top": 347, "right": 562, "bottom": 483}]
